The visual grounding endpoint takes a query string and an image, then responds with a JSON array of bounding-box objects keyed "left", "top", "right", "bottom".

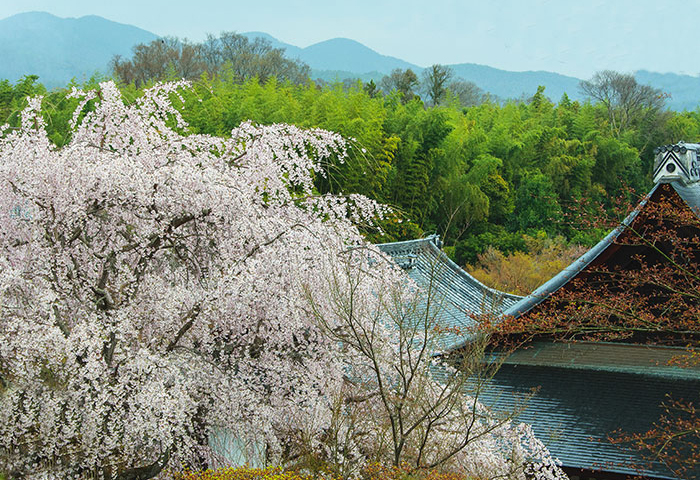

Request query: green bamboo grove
[{"left": 3, "top": 73, "right": 698, "bottom": 266}]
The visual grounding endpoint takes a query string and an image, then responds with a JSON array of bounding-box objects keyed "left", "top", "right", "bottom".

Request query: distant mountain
[
  {"left": 243, "top": 33, "right": 417, "bottom": 75},
  {"left": 447, "top": 63, "right": 582, "bottom": 103},
  {"left": 242, "top": 32, "right": 700, "bottom": 110},
  {"left": 446, "top": 66, "right": 700, "bottom": 111},
  {"left": 241, "top": 32, "right": 581, "bottom": 102},
  {"left": 300, "top": 38, "right": 417, "bottom": 74},
  {"left": 0, "top": 11, "right": 157, "bottom": 87},
  {"left": 2, "top": 12, "right": 699, "bottom": 111},
  {"left": 634, "top": 70, "right": 700, "bottom": 112},
  {"left": 241, "top": 31, "right": 302, "bottom": 58}
]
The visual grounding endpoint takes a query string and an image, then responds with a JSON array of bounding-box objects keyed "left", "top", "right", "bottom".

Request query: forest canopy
[{"left": 0, "top": 57, "right": 692, "bottom": 275}]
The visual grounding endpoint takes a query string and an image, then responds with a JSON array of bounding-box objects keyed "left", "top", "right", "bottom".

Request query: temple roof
[
  {"left": 377, "top": 235, "right": 521, "bottom": 350},
  {"left": 376, "top": 144, "right": 700, "bottom": 477},
  {"left": 377, "top": 174, "right": 700, "bottom": 479}
]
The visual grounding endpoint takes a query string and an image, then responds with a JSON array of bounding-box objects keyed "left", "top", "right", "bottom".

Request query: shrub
[
  {"left": 172, "top": 466, "right": 314, "bottom": 480},
  {"left": 170, "top": 464, "right": 480, "bottom": 480}
]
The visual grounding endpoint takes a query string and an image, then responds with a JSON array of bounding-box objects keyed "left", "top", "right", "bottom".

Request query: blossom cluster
[
  {"left": 0, "top": 81, "right": 566, "bottom": 480},
  {"left": 0, "top": 81, "right": 387, "bottom": 478}
]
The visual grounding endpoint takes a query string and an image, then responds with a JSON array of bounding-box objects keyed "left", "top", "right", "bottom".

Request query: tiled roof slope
[
  {"left": 497, "top": 341, "right": 700, "bottom": 380},
  {"left": 483, "top": 364, "right": 700, "bottom": 479},
  {"left": 377, "top": 236, "right": 522, "bottom": 350},
  {"left": 487, "top": 343, "right": 700, "bottom": 478}
]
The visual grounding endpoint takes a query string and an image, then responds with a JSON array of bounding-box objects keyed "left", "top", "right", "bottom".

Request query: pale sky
[{"left": 1, "top": 0, "right": 699, "bottom": 79}]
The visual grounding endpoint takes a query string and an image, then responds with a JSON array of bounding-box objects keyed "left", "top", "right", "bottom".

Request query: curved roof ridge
[
  {"left": 423, "top": 239, "right": 523, "bottom": 303},
  {"left": 375, "top": 234, "right": 438, "bottom": 251},
  {"left": 377, "top": 235, "right": 522, "bottom": 303},
  {"left": 501, "top": 183, "right": 661, "bottom": 320},
  {"left": 378, "top": 235, "right": 524, "bottom": 350}
]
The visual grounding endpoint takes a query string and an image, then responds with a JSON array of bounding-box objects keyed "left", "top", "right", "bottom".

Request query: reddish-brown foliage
[
  {"left": 608, "top": 398, "right": 700, "bottom": 479},
  {"left": 489, "top": 184, "right": 700, "bottom": 347}
]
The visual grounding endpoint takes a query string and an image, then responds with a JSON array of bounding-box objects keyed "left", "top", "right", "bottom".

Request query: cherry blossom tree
[
  {"left": 0, "top": 81, "right": 565, "bottom": 480},
  {"left": 0, "top": 81, "right": 389, "bottom": 479}
]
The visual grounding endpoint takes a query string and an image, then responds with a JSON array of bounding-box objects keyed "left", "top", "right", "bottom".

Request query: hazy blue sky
[{"left": 1, "top": 0, "right": 698, "bottom": 78}]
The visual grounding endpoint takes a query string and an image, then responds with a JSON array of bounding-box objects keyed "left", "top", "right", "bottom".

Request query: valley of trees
[{"left": 1, "top": 33, "right": 698, "bottom": 288}]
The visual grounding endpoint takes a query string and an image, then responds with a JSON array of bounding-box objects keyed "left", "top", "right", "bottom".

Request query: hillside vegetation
[{"left": 2, "top": 56, "right": 697, "bottom": 275}]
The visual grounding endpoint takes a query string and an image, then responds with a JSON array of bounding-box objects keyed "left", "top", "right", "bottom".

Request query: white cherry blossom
[{"left": 0, "top": 81, "right": 565, "bottom": 480}]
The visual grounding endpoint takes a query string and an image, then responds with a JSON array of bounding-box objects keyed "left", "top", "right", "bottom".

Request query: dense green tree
[
  {"left": 380, "top": 68, "right": 420, "bottom": 103},
  {"left": 510, "top": 171, "right": 562, "bottom": 234},
  {"left": 364, "top": 79, "right": 380, "bottom": 98},
  {"left": 421, "top": 64, "right": 453, "bottom": 107},
  {"left": 0, "top": 75, "right": 45, "bottom": 125},
  {"left": 389, "top": 106, "right": 453, "bottom": 227},
  {"left": 591, "top": 135, "right": 641, "bottom": 193},
  {"left": 0, "top": 68, "right": 687, "bottom": 255},
  {"left": 435, "top": 174, "right": 489, "bottom": 241}
]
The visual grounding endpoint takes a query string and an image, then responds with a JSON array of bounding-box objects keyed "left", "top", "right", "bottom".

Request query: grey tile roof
[
  {"left": 377, "top": 235, "right": 522, "bottom": 350},
  {"left": 671, "top": 181, "right": 700, "bottom": 213},
  {"left": 482, "top": 364, "right": 700, "bottom": 479},
  {"left": 495, "top": 341, "right": 700, "bottom": 380}
]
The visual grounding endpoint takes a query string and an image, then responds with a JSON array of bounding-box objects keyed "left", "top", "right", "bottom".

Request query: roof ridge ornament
[
  {"left": 424, "top": 233, "right": 443, "bottom": 249},
  {"left": 653, "top": 141, "right": 700, "bottom": 185}
]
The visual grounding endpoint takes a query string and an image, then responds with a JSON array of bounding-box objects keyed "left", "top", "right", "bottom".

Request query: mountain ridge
[
  {"left": 0, "top": 11, "right": 158, "bottom": 88},
  {"left": 1, "top": 12, "right": 698, "bottom": 110},
  {"left": 242, "top": 31, "right": 700, "bottom": 111}
]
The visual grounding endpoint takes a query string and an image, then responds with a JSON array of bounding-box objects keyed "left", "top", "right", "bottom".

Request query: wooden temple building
[{"left": 378, "top": 143, "right": 700, "bottom": 480}]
